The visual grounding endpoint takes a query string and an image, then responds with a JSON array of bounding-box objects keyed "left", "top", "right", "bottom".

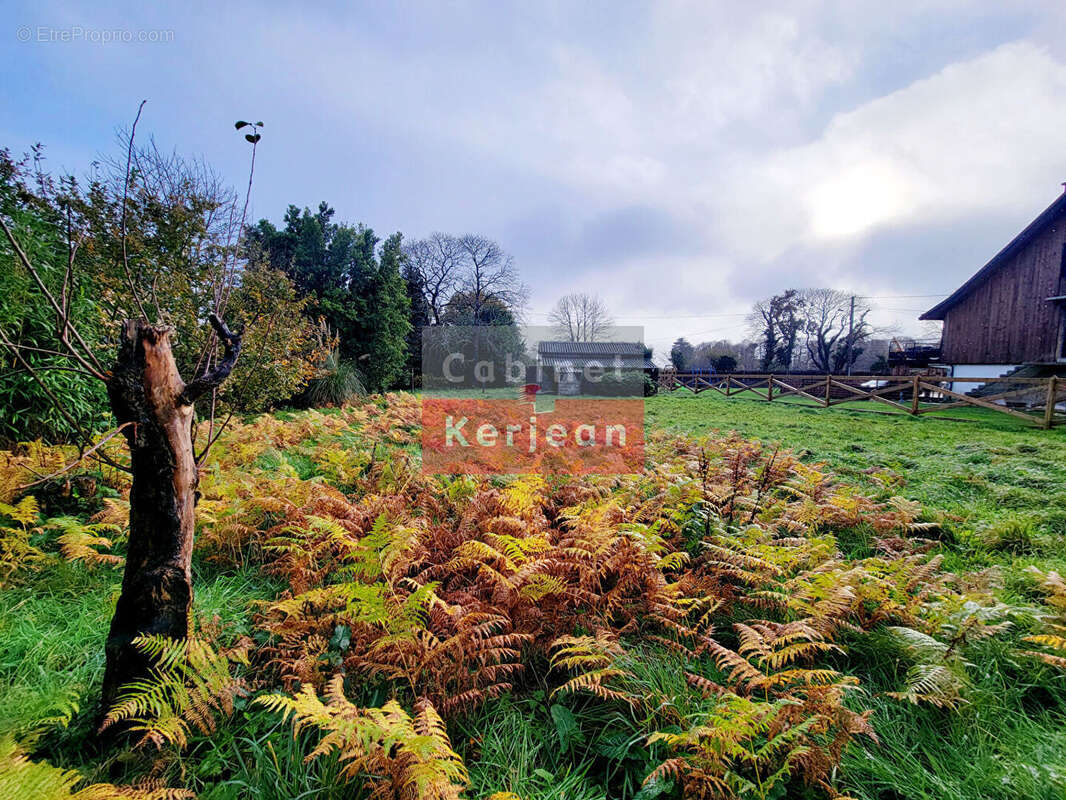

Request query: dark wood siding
[{"left": 941, "top": 220, "right": 1065, "bottom": 364}]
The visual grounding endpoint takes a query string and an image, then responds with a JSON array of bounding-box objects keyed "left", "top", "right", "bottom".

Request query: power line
[
  {"left": 856, "top": 293, "right": 950, "bottom": 299},
  {"left": 526, "top": 298, "right": 948, "bottom": 320},
  {"left": 524, "top": 310, "right": 749, "bottom": 320},
  {"left": 874, "top": 310, "right": 931, "bottom": 315}
]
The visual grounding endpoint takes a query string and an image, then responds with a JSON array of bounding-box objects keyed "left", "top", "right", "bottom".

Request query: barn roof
[{"left": 920, "top": 191, "right": 1066, "bottom": 320}]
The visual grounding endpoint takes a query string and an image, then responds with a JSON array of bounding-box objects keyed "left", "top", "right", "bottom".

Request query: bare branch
[
  {"left": 2, "top": 364, "right": 99, "bottom": 380},
  {"left": 120, "top": 99, "right": 150, "bottom": 321},
  {"left": 0, "top": 217, "right": 107, "bottom": 379},
  {"left": 0, "top": 325, "right": 130, "bottom": 473},
  {"left": 548, "top": 293, "right": 614, "bottom": 341},
  {"left": 61, "top": 204, "right": 78, "bottom": 320},
  {"left": 2, "top": 342, "right": 89, "bottom": 360},
  {"left": 16, "top": 423, "right": 133, "bottom": 490},
  {"left": 216, "top": 129, "right": 258, "bottom": 319},
  {"left": 404, "top": 232, "right": 463, "bottom": 325},
  {"left": 195, "top": 408, "right": 234, "bottom": 464},
  {"left": 446, "top": 234, "right": 527, "bottom": 324},
  {"left": 179, "top": 313, "right": 243, "bottom": 406}
]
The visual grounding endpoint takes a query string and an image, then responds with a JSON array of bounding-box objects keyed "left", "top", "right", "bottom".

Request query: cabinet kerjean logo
[
  {"left": 420, "top": 325, "right": 647, "bottom": 475},
  {"left": 421, "top": 398, "right": 645, "bottom": 474}
]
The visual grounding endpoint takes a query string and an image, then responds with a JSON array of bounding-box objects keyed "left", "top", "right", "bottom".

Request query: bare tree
[
  {"left": 403, "top": 232, "right": 463, "bottom": 325},
  {"left": 0, "top": 109, "right": 257, "bottom": 728},
  {"left": 548, "top": 293, "right": 614, "bottom": 341},
  {"left": 799, "top": 289, "right": 871, "bottom": 373},
  {"left": 452, "top": 233, "right": 526, "bottom": 324}
]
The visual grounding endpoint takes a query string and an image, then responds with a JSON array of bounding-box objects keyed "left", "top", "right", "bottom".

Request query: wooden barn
[{"left": 921, "top": 191, "right": 1066, "bottom": 381}]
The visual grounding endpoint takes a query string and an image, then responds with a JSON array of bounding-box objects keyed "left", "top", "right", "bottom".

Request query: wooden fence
[{"left": 658, "top": 372, "right": 1066, "bottom": 429}]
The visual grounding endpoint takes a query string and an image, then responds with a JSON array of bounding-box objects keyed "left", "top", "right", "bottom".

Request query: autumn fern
[
  {"left": 0, "top": 737, "right": 192, "bottom": 799},
  {"left": 100, "top": 634, "right": 248, "bottom": 748},
  {"left": 645, "top": 694, "right": 815, "bottom": 800},
  {"left": 0, "top": 495, "right": 45, "bottom": 585},
  {"left": 549, "top": 630, "right": 636, "bottom": 705},
  {"left": 1020, "top": 567, "right": 1066, "bottom": 669},
  {"left": 46, "top": 516, "right": 124, "bottom": 567},
  {"left": 256, "top": 675, "right": 468, "bottom": 800}
]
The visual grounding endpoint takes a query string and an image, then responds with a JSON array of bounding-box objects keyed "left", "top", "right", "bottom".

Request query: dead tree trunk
[{"left": 99, "top": 314, "right": 240, "bottom": 718}]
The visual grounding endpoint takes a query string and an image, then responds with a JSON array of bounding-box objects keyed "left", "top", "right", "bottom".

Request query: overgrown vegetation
[
  {"left": 1, "top": 393, "right": 1064, "bottom": 799},
  {"left": 0, "top": 143, "right": 328, "bottom": 445}
]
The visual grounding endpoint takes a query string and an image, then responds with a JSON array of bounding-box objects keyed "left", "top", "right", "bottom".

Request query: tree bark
[{"left": 99, "top": 316, "right": 240, "bottom": 721}]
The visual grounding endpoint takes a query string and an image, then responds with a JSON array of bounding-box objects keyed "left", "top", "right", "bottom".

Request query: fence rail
[{"left": 658, "top": 372, "right": 1066, "bottom": 429}]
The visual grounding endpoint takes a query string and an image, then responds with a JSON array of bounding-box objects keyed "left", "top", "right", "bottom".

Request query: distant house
[
  {"left": 536, "top": 341, "right": 653, "bottom": 395},
  {"left": 921, "top": 192, "right": 1066, "bottom": 381}
]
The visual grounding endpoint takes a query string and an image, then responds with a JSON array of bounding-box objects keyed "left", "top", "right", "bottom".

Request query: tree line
[
  {"left": 0, "top": 138, "right": 532, "bottom": 443},
  {"left": 670, "top": 289, "right": 883, "bottom": 375}
]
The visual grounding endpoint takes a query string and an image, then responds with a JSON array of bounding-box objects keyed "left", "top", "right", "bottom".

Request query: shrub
[{"left": 305, "top": 350, "right": 365, "bottom": 408}]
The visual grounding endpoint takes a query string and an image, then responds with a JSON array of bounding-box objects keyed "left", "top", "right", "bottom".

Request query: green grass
[
  {"left": 0, "top": 561, "right": 114, "bottom": 740},
  {"left": 646, "top": 391, "right": 1066, "bottom": 799},
  {"left": 646, "top": 391, "right": 1066, "bottom": 566},
  {"left": 0, "top": 558, "right": 280, "bottom": 751},
  {"left": 3, "top": 394, "right": 1065, "bottom": 799},
  {"left": 457, "top": 697, "right": 608, "bottom": 800},
  {"left": 839, "top": 635, "right": 1066, "bottom": 799}
]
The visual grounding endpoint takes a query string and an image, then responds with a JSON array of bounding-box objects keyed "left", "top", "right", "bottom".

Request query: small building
[
  {"left": 921, "top": 191, "right": 1066, "bottom": 383},
  {"left": 536, "top": 341, "right": 652, "bottom": 396},
  {"left": 886, "top": 337, "right": 944, "bottom": 376}
]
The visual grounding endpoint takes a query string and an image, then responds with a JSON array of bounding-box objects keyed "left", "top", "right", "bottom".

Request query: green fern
[
  {"left": 100, "top": 634, "right": 248, "bottom": 749},
  {"left": 884, "top": 626, "right": 968, "bottom": 709},
  {"left": 0, "top": 496, "right": 45, "bottom": 585},
  {"left": 0, "top": 737, "right": 192, "bottom": 799}
]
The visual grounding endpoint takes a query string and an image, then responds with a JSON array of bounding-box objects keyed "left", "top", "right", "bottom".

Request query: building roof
[
  {"left": 921, "top": 192, "right": 1066, "bottom": 320},
  {"left": 538, "top": 341, "right": 647, "bottom": 355},
  {"left": 540, "top": 356, "right": 653, "bottom": 370},
  {"left": 537, "top": 341, "right": 653, "bottom": 369}
]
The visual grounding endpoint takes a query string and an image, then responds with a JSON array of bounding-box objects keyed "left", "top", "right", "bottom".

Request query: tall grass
[
  {"left": 839, "top": 632, "right": 1066, "bottom": 799},
  {"left": 305, "top": 351, "right": 364, "bottom": 408}
]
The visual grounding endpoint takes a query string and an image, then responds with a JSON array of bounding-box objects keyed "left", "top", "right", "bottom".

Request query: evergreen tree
[
  {"left": 247, "top": 205, "right": 416, "bottom": 394},
  {"left": 402, "top": 257, "right": 430, "bottom": 387},
  {"left": 670, "top": 338, "right": 694, "bottom": 371},
  {"left": 245, "top": 203, "right": 362, "bottom": 353},
  {"left": 361, "top": 233, "right": 412, "bottom": 392}
]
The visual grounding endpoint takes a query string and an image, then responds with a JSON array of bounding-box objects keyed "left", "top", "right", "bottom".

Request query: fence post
[
  {"left": 824, "top": 375, "right": 831, "bottom": 407},
  {"left": 911, "top": 375, "right": 920, "bottom": 415},
  {"left": 767, "top": 375, "right": 773, "bottom": 402},
  {"left": 1045, "top": 376, "right": 1058, "bottom": 430}
]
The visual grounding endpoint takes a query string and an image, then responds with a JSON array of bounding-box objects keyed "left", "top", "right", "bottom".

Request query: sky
[{"left": 5, "top": 0, "right": 1066, "bottom": 360}]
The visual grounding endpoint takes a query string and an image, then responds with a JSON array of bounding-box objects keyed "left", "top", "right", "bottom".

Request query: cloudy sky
[{"left": 6, "top": 1, "right": 1066, "bottom": 358}]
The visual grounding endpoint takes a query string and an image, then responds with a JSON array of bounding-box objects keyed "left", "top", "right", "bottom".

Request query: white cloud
[
  {"left": 12, "top": 1, "right": 1066, "bottom": 344},
  {"left": 433, "top": 5, "right": 860, "bottom": 207},
  {"left": 651, "top": 3, "right": 855, "bottom": 135},
  {"left": 714, "top": 41, "right": 1066, "bottom": 261}
]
